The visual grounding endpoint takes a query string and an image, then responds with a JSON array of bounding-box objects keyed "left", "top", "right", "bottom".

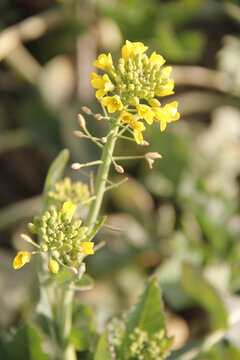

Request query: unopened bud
[
  {"left": 73, "top": 130, "right": 85, "bottom": 138},
  {"left": 130, "top": 96, "right": 139, "bottom": 106},
  {"left": 69, "top": 267, "right": 78, "bottom": 275},
  {"left": 95, "top": 113, "right": 102, "bottom": 120},
  {"left": 148, "top": 98, "right": 161, "bottom": 107},
  {"left": 41, "top": 244, "right": 48, "bottom": 252},
  {"left": 28, "top": 223, "right": 37, "bottom": 234},
  {"left": 118, "top": 58, "right": 125, "bottom": 66},
  {"left": 101, "top": 137, "right": 107, "bottom": 144},
  {"left": 71, "top": 162, "right": 81, "bottom": 170},
  {"left": 118, "top": 64, "right": 125, "bottom": 74},
  {"left": 81, "top": 106, "right": 91, "bottom": 115},
  {"left": 115, "top": 165, "right": 124, "bottom": 174},
  {"left": 78, "top": 113, "right": 86, "bottom": 127},
  {"left": 48, "top": 259, "right": 59, "bottom": 274},
  {"left": 141, "top": 140, "right": 149, "bottom": 146}
]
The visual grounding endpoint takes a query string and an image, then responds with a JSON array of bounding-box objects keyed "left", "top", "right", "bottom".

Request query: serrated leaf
[
  {"left": 181, "top": 263, "right": 228, "bottom": 330},
  {"left": 0, "top": 324, "right": 49, "bottom": 360},
  {"left": 123, "top": 277, "right": 166, "bottom": 355},
  {"left": 43, "top": 149, "right": 70, "bottom": 204}
]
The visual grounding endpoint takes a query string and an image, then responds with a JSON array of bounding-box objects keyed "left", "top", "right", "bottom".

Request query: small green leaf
[
  {"left": 123, "top": 277, "right": 166, "bottom": 356},
  {"left": 94, "top": 329, "right": 115, "bottom": 360},
  {"left": 181, "top": 263, "right": 228, "bottom": 330},
  {"left": 0, "top": 324, "right": 49, "bottom": 360},
  {"left": 70, "top": 274, "right": 94, "bottom": 291},
  {"left": 54, "top": 269, "right": 74, "bottom": 285},
  {"left": 43, "top": 149, "right": 70, "bottom": 204}
]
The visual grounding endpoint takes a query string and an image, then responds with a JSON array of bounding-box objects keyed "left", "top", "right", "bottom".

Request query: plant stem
[
  {"left": 85, "top": 115, "right": 120, "bottom": 233},
  {"left": 56, "top": 288, "right": 76, "bottom": 360}
]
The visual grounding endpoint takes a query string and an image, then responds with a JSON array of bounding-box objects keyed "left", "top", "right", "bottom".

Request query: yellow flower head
[
  {"left": 48, "top": 259, "right": 60, "bottom": 274},
  {"left": 153, "top": 101, "right": 180, "bottom": 131},
  {"left": 149, "top": 51, "right": 165, "bottom": 67},
  {"left": 61, "top": 201, "right": 76, "bottom": 218},
  {"left": 120, "top": 110, "right": 145, "bottom": 144},
  {"left": 102, "top": 95, "right": 123, "bottom": 113},
  {"left": 121, "top": 40, "right": 148, "bottom": 61},
  {"left": 93, "top": 53, "right": 113, "bottom": 71},
  {"left": 136, "top": 104, "right": 155, "bottom": 125},
  {"left": 91, "top": 73, "right": 115, "bottom": 99},
  {"left": 13, "top": 251, "right": 31, "bottom": 269},
  {"left": 80, "top": 242, "right": 94, "bottom": 255}
]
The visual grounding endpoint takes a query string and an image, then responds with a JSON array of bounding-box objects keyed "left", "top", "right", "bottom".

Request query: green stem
[
  {"left": 85, "top": 115, "right": 120, "bottom": 233},
  {"left": 56, "top": 288, "right": 76, "bottom": 360}
]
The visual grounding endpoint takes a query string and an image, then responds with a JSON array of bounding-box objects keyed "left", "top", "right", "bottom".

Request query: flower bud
[
  {"left": 128, "top": 84, "right": 135, "bottom": 91},
  {"left": 48, "top": 259, "right": 59, "bottom": 274},
  {"left": 127, "top": 72, "right": 134, "bottom": 81},
  {"left": 41, "top": 244, "right": 48, "bottom": 252},
  {"left": 141, "top": 140, "right": 149, "bottom": 146},
  {"left": 71, "top": 162, "right": 81, "bottom": 170},
  {"left": 118, "top": 63, "right": 125, "bottom": 74},
  {"left": 28, "top": 223, "right": 37, "bottom": 234},
  {"left": 95, "top": 113, "right": 102, "bottom": 120},
  {"left": 101, "top": 137, "right": 107, "bottom": 144},
  {"left": 81, "top": 106, "right": 91, "bottom": 115},
  {"left": 130, "top": 96, "right": 139, "bottom": 106},
  {"left": 69, "top": 267, "right": 78, "bottom": 275},
  {"left": 115, "top": 165, "right": 124, "bottom": 174},
  {"left": 78, "top": 113, "right": 86, "bottom": 127},
  {"left": 73, "top": 130, "right": 85, "bottom": 138},
  {"left": 118, "top": 58, "right": 125, "bottom": 66},
  {"left": 148, "top": 98, "right": 161, "bottom": 107}
]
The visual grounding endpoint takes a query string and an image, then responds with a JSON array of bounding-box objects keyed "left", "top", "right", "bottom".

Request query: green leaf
[
  {"left": 181, "top": 263, "right": 228, "bottom": 330},
  {"left": 70, "top": 274, "right": 94, "bottom": 291},
  {"left": 94, "top": 329, "right": 115, "bottom": 360},
  {"left": 123, "top": 277, "right": 166, "bottom": 355},
  {"left": 0, "top": 324, "right": 49, "bottom": 360},
  {"left": 43, "top": 148, "right": 70, "bottom": 204}
]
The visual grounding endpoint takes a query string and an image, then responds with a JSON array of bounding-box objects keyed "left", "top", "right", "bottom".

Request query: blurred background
[{"left": 0, "top": 0, "right": 240, "bottom": 358}]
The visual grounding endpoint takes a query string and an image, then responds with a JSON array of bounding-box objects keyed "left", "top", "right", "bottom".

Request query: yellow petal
[
  {"left": 61, "top": 201, "right": 77, "bottom": 217},
  {"left": 133, "top": 129, "right": 143, "bottom": 144},
  {"left": 81, "top": 242, "right": 94, "bottom": 255},
  {"left": 13, "top": 251, "right": 31, "bottom": 269}
]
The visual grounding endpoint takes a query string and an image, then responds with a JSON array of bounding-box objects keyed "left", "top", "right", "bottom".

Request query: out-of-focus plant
[{"left": 5, "top": 41, "right": 180, "bottom": 360}]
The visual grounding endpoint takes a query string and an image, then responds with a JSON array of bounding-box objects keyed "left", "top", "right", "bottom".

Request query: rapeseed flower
[{"left": 91, "top": 40, "right": 180, "bottom": 144}]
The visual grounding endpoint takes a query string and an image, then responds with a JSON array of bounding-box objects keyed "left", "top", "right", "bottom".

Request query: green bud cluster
[
  {"left": 129, "top": 328, "right": 173, "bottom": 360},
  {"left": 47, "top": 177, "right": 91, "bottom": 206},
  {"left": 28, "top": 207, "right": 88, "bottom": 267},
  {"left": 116, "top": 54, "right": 164, "bottom": 105}
]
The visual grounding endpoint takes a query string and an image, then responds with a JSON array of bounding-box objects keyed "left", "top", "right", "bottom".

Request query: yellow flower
[
  {"left": 152, "top": 101, "right": 180, "bottom": 131},
  {"left": 149, "top": 51, "right": 165, "bottom": 67},
  {"left": 160, "top": 66, "right": 172, "bottom": 78},
  {"left": 13, "top": 251, "right": 31, "bottom": 269},
  {"left": 155, "top": 79, "right": 174, "bottom": 97},
  {"left": 136, "top": 104, "right": 155, "bottom": 125},
  {"left": 102, "top": 95, "right": 123, "bottom": 113},
  {"left": 120, "top": 109, "right": 136, "bottom": 123},
  {"left": 93, "top": 53, "right": 113, "bottom": 71},
  {"left": 121, "top": 40, "right": 148, "bottom": 61},
  {"left": 48, "top": 259, "right": 59, "bottom": 274},
  {"left": 91, "top": 73, "right": 115, "bottom": 99},
  {"left": 80, "top": 242, "right": 94, "bottom": 255},
  {"left": 120, "top": 110, "right": 145, "bottom": 144},
  {"left": 61, "top": 201, "right": 76, "bottom": 218}
]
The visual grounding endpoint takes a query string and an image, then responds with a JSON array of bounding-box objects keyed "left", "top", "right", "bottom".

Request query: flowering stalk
[
  {"left": 12, "top": 40, "right": 180, "bottom": 360},
  {"left": 84, "top": 114, "right": 121, "bottom": 233}
]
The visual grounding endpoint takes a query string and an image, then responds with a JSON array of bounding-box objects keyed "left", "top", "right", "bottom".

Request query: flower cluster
[
  {"left": 13, "top": 201, "right": 94, "bottom": 274},
  {"left": 129, "top": 328, "right": 173, "bottom": 360},
  {"left": 91, "top": 40, "right": 180, "bottom": 144},
  {"left": 47, "top": 177, "right": 91, "bottom": 207}
]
